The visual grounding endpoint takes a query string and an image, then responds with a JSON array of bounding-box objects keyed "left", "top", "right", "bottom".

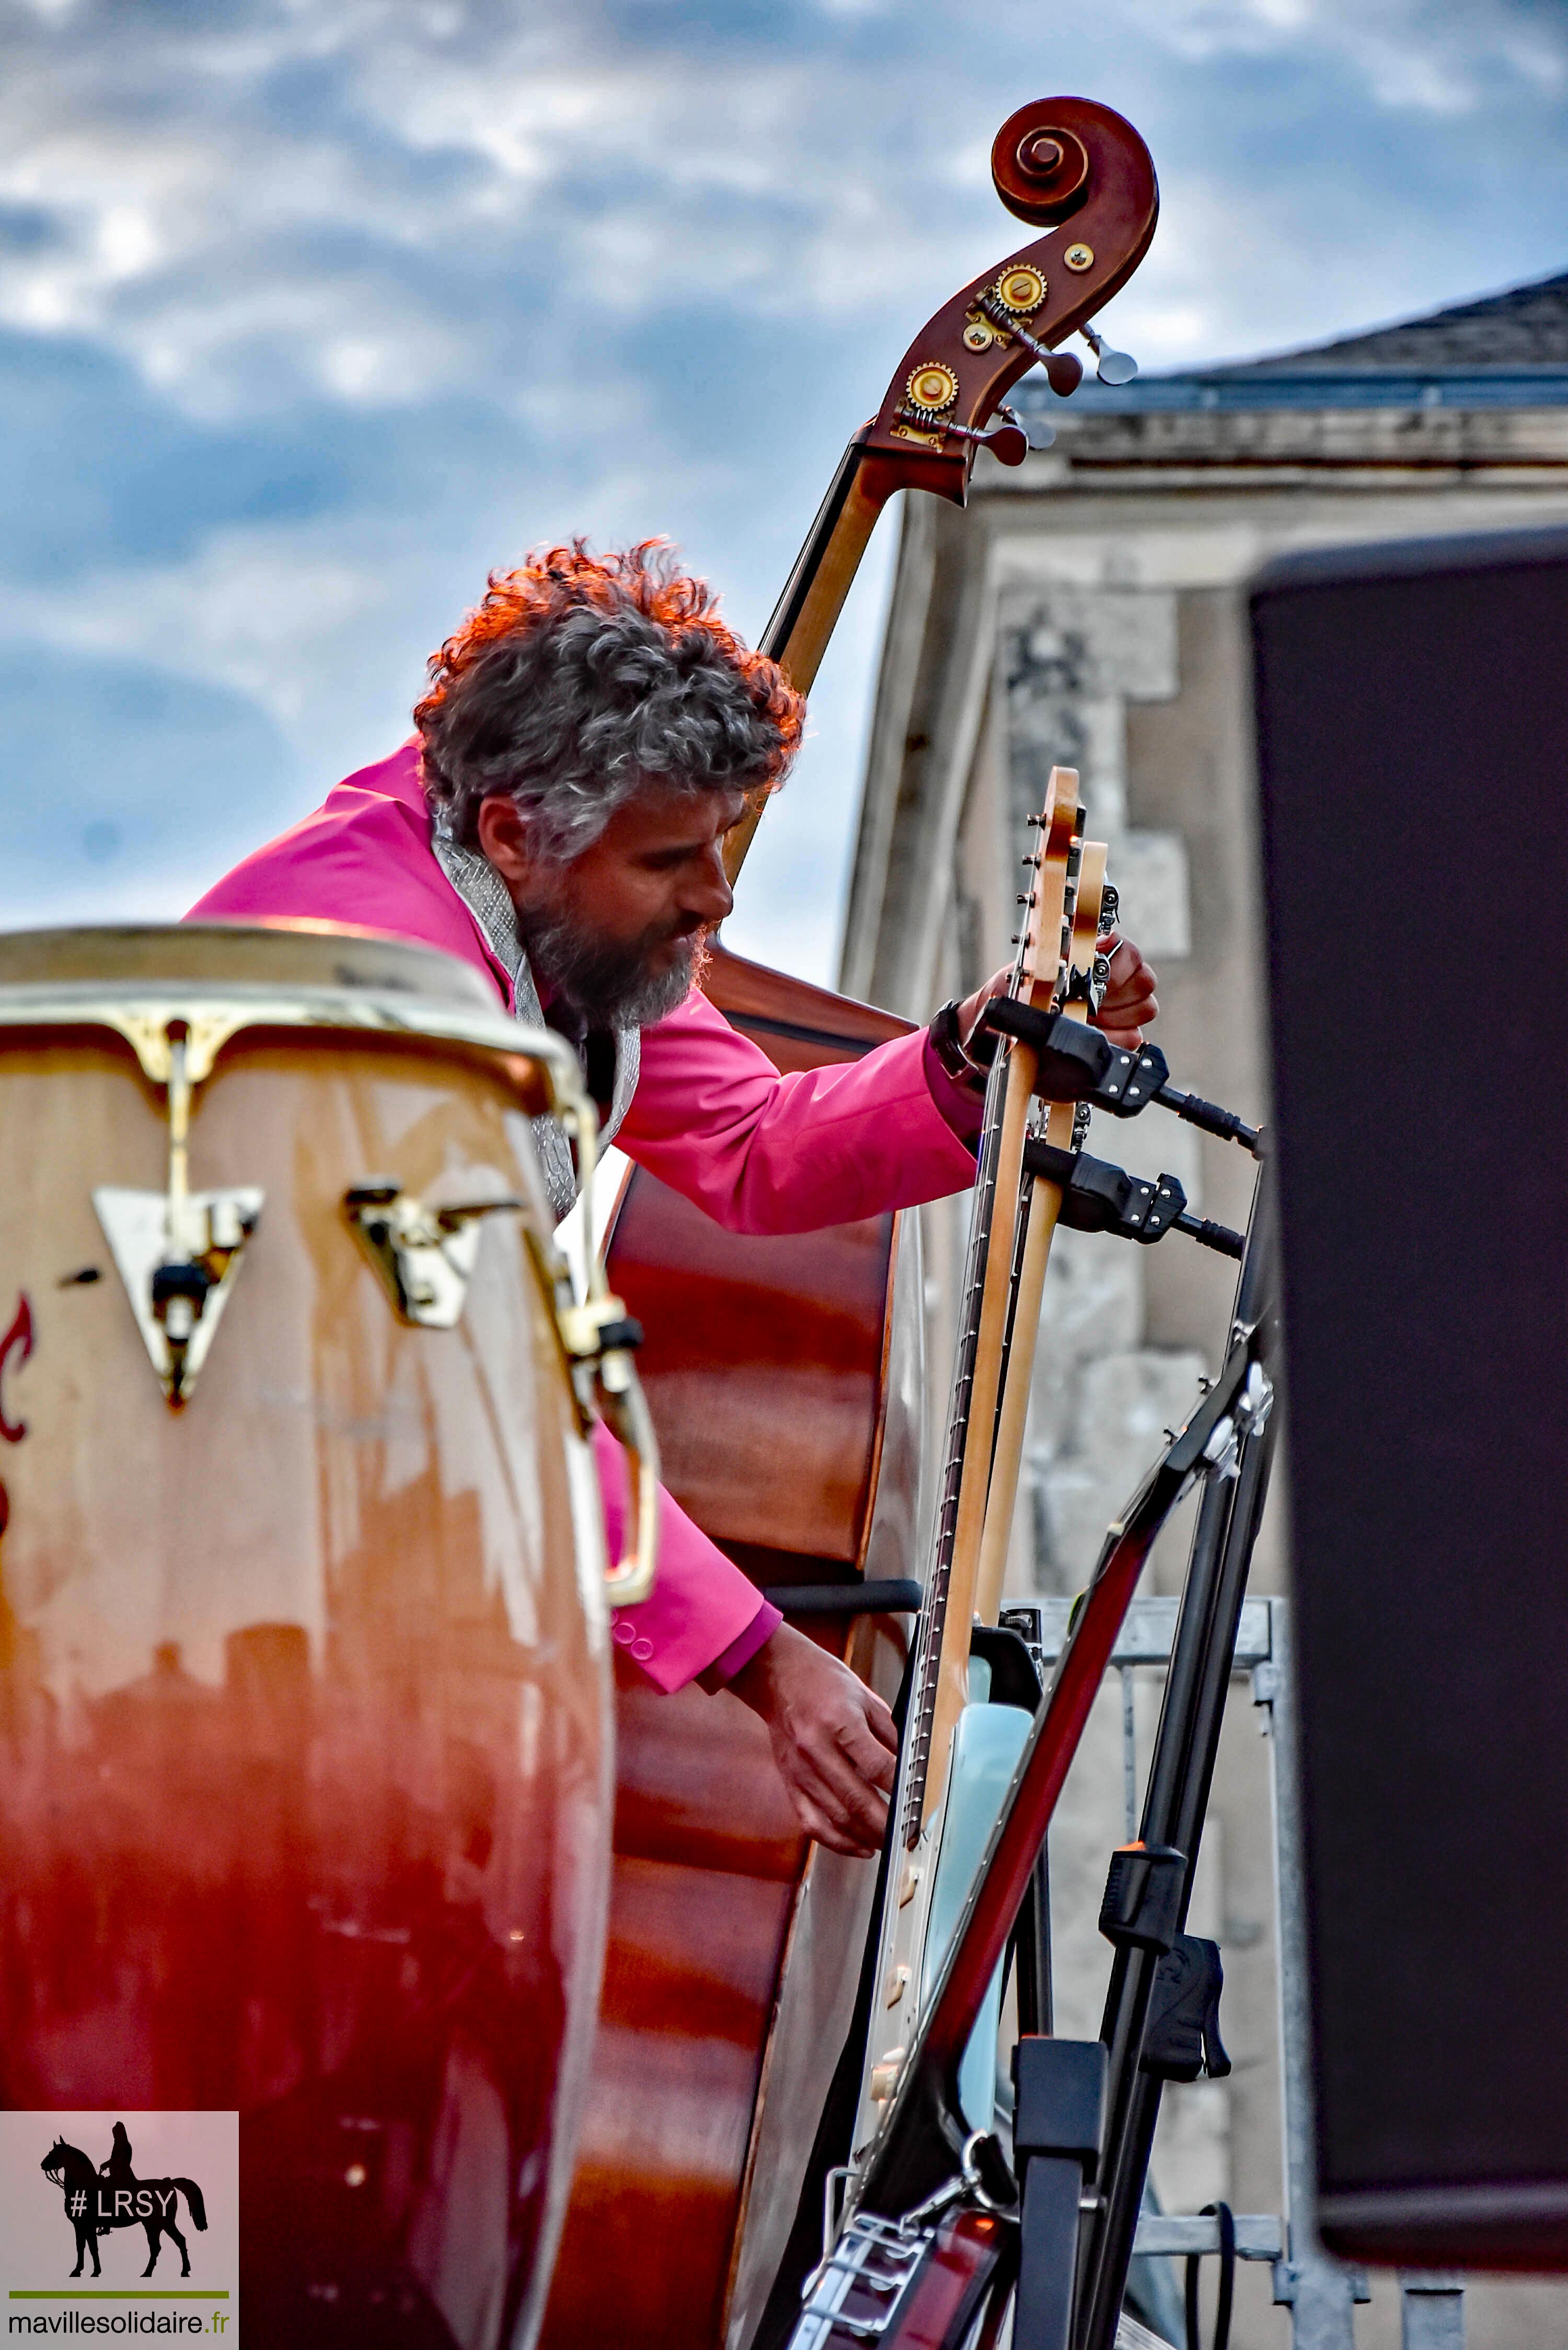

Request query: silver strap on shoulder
[{"left": 432, "top": 826, "right": 641, "bottom": 1222}]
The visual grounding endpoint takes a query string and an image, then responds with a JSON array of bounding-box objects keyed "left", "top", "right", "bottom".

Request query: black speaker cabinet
[{"left": 1252, "top": 525, "right": 1568, "bottom": 2270}]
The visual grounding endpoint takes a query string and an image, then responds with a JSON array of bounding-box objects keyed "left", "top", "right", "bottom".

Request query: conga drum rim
[
  {"left": 0, "top": 918, "right": 581, "bottom": 1113},
  {"left": 0, "top": 918, "right": 502, "bottom": 1005}
]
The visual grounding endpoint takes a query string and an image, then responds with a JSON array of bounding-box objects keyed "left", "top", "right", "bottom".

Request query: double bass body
[{"left": 541, "top": 948, "right": 928, "bottom": 2350}]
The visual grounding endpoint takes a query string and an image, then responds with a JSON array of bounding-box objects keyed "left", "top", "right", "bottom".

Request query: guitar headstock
[
  {"left": 1065, "top": 840, "right": 1110, "bottom": 1012},
  {"left": 859, "top": 98, "right": 1157, "bottom": 505},
  {"left": 1011, "top": 770, "right": 1114, "bottom": 1154},
  {"left": 1012, "top": 765, "right": 1085, "bottom": 1010}
]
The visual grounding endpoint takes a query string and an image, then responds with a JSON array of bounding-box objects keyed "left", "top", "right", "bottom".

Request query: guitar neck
[
  {"left": 722, "top": 436, "right": 892, "bottom": 885},
  {"left": 970, "top": 838, "right": 1110, "bottom": 1624},
  {"left": 901, "top": 784, "right": 1090, "bottom": 1839}
]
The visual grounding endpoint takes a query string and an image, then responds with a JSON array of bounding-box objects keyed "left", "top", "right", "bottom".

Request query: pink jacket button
[
  {"left": 612, "top": 1622, "right": 637, "bottom": 1646},
  {"left": 630, "top": 1638, "right": 655, "bottom": 1663}
]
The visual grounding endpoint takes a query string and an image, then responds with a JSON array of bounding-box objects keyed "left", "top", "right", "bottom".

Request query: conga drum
[{"left": 0, "top": 924, "right": 643, "bottom": 2347}]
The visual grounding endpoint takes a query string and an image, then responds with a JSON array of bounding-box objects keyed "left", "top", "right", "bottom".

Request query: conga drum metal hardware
[
  {"left": 0, "top": 919, "right": 649, "bottom": 2342},
  {"left": 94, "top": 1178, "right": 263, "bottom": 1402},
  {"left": 343, "top": 1177, "right": 528, "bottom": 1330},
  {"left": 0, "top": 921, "right": 659, "bottom": 1603},
  {"left": 87, "top": 1016, "right": 265, "bottom": 1406}
]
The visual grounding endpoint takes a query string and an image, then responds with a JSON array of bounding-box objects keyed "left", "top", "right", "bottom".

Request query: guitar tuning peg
[
  {"left": 1043, "top": 350, "right": 1083, "bottom": 398},
  {"left": 1080, "top": 322, "right": 1138, "bottom": 386}
]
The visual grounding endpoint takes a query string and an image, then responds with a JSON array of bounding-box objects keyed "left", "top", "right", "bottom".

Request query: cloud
[
  {"left": 0, "top": 0, "right": 1561, "bottom": 968},
  {"left": 0, "top": 638, "right": 299, "bottom": 926}
]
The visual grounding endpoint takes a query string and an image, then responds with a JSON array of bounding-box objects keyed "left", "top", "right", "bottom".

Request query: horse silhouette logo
[{"left": 40, "top": 2124, "right": 208, "bottom": 2278}]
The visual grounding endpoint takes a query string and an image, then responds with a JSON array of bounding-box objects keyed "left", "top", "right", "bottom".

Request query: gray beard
[{"left": 521, "top": 904, "right": 709, "bottom": 1032}]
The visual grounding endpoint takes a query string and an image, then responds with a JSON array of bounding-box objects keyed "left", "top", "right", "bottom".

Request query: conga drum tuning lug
[
  {"left": 554, "top": 1295, "right": 644, "bottom": 1365},
  {"left": 93, "top": 1183, "right": 263, "bottom": 1408},
  {"left": 342, "top": 1179, "right": 523, "bottom": 1330}
]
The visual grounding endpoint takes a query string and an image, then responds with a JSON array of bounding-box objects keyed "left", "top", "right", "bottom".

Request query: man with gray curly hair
[{"left": 191, "top": 542, "right": 1159, "bottom": 1860}]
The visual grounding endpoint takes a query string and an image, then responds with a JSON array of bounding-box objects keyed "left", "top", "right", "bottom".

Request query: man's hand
[
  {"left": 954, "top": 929, "right": 1160, "bottom": 1059},
  {"left": 1091, "top": 930, "right": 1159, "bottom": 1048},
  {"left": 728, "top": 1622, "right": 898, "bottom": 1858}
]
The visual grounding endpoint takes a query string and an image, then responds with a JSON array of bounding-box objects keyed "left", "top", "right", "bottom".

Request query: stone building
[{"left": 836, "top": 270, "right": 1568, "bottom": 2347}]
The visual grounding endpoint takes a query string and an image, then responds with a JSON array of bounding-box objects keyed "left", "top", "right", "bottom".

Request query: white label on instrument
[{"left": 0, "top": 2112, "right": 238, "bottom": 2334}]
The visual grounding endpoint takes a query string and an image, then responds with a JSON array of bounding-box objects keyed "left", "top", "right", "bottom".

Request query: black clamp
[
  {"left": 1024, "top": 1140, "right": 1245, "bottom": 1262},
  {"left": 979, "top": 998, "right": 1260, "bottom": 1156},
  {"left": 1099, "top": 1842, "right": 1187, "bottom": 1954},
  {"left": 1142, "top": 1933, "right": 1231, "bottom": 2084}
]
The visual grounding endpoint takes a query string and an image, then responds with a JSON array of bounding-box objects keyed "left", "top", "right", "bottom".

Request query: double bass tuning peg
[
  {"left": 894, "top": 399, "right": 1030, "bottom": 467},
  {"left": 978, "top": 417, "right": 1030, "bottom": 466},
  {"left": 1080, "top": 322, "right": 1138, "bottom": 386}
]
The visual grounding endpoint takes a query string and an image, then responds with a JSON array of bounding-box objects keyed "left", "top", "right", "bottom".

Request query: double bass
[{"left": 540, "top": 95, "right": 1160, "bottom": 2350}]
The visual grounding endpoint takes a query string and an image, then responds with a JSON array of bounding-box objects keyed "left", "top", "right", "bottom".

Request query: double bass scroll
[{"left": 725, "top": 96, "right": 1158, "bottom": 880}]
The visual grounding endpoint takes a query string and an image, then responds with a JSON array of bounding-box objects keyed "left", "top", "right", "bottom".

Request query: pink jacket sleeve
[
  {"left": 592, "top": 1421, "right": 781, "bottom": 1694},
  {"left": 619, "top": 987, "right": 978, "bottom": 1233}
]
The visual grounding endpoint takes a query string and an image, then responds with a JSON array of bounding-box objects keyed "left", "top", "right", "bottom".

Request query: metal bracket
[
  {"left": 797, "top": 2209, "right": 931, "bottom": 2347},
  {"left": 343, "top": 1179, "right": 524, "bottom": 1330},
  {"left": 94, "top": 1185, "right": 262, "bottom": 1407},
  {"left": 343, "top": 1179, "right": 659, "bottom": 1607}
]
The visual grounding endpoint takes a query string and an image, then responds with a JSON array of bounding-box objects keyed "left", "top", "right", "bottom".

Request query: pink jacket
[{"left": 189, "top": 744, "right": 978, "bottom": 1688}]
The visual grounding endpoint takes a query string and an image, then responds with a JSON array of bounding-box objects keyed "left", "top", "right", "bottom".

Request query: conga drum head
[
  {"left": 0, "top": 919, "right": 507, "bottom": 1001},
  {"left": 0, "top": 924, "right": 615, "bottom": 2347}
]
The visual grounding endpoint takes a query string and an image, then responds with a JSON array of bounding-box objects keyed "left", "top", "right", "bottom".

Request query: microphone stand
[
  {"left": 782, "top": 1166, "right": 1277, "bottom": 2350},
  {"left": 1071, "top": 1166, "right": 1277, "bottom": 2350}
]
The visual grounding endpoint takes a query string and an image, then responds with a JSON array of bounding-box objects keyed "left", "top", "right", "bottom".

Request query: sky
[{"left": 0, "top": 0, "right": 1563, "bottom": 977}]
